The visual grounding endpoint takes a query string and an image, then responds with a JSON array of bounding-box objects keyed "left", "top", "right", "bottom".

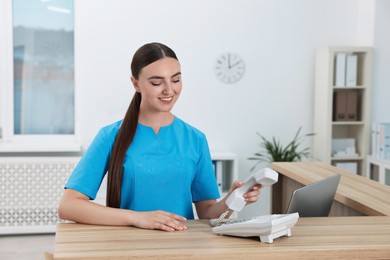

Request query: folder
[
  {"left": 377, "top": 123, "right": 390, "bottom": 160},
  {"left": 372, "top": 123, "right": 378, "bottom": 157},
  {"left": 333, "top": 90, "right": 358, "bottom": 121},
  {"left": 215, "top": 160, "right": 223, "bottom": 194},
  {"left": 335, "top": 53, "right": 346, "bottom": 87},
  {"left": 346, "top": 91, "right": 358, "bottom": 121},
  {"left": 333, "top": 91, "right": 347, "bottom": 121},
  {"left": 346, "top": 54, "right": 358, "bottom": 87}
]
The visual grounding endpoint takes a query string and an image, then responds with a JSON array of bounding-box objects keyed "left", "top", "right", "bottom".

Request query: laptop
[{"left": 286, "top": 174, "right": 341, "bottom": 217}]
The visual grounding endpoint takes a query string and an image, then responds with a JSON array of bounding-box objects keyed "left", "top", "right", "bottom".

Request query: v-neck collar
[{"left": 138, "top": 116, "right": 176, "bottom": 136}]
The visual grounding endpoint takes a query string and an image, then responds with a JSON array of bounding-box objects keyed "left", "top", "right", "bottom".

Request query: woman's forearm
[
  {"left": 58, "top": 189, "right": 187, "bottom": 232},
  {"left": 195, "top": 196, "right": 234, "bottom": 219},
  {"left": 58, "top": 192, "right": 134, "bottom": 226}
]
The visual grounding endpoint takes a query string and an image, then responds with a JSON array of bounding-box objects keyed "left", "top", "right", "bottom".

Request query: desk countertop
[
  {"left": 54, "top": 217, "right": 390, "bottom": 259},
  {"left": 271, "top": 161, "right": 390, "bottom": 216}
]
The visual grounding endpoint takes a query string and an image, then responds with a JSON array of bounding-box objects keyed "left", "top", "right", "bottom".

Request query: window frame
[{"left": 0, "top": 0, "right": 80, "bottom": 152}]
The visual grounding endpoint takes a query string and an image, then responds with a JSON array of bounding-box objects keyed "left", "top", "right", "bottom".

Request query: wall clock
[{"left": 214, "top": 52, "right": 245, "bottom": 84}]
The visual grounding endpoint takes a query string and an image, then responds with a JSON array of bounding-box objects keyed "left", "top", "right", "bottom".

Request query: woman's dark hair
[{"left": 106, "top": 42, "right": 178, "bottom": 208}]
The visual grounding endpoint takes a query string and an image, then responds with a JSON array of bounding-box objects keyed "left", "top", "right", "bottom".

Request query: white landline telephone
[{"left": 210, "top": 167, "right": 299, "bottom": 243}]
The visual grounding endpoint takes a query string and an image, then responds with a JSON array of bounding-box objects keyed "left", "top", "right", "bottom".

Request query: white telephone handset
[
  {"left": 211, "top": 168, "right": 299, "bottom": 243},
  {"left": 225, "top": 167, "right": 279, "bottom": 212}
]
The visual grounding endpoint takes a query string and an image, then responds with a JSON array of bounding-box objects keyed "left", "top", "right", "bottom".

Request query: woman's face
[{"left": 132, "top": 57, "right": 182, "bottom": 114}]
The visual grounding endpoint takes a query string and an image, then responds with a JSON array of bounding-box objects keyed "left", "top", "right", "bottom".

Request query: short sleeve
[
  {"left": 191, "top": 134, "right": 220, "bottom": 202},
  {"left": 64, "top": 127, "right": 114, "bottom": 200}
]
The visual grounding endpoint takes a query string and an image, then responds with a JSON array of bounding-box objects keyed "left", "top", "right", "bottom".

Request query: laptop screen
[{"left": 286, "top": 174, "right": 341, "bottom": 217}]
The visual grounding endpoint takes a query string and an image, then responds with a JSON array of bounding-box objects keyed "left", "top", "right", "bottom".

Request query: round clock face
[{"left": 214, "top": 53, "right": 245, "bottom": 84}]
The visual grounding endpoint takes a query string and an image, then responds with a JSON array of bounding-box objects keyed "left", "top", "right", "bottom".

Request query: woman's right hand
[
  {"left": 130, "top": 210, "right": 187, "bottom": 232},
  {"left": 59, "top": 189, "right": 187, "bottom": 231}
]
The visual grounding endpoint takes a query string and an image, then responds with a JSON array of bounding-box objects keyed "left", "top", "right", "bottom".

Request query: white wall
[
  {"left": 372, "top": 0, "right": 390, "bottom": 123},
  {"left": 74, "top": 0, "right": 387, "bottom": 217}
]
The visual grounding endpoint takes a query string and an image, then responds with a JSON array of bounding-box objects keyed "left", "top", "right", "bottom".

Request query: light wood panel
[
  {"left": 271, "top": 161, "right": 390, "bottom": 216},
  {"left": 53, "top": 218, "right": 390, "bottom": 259}
]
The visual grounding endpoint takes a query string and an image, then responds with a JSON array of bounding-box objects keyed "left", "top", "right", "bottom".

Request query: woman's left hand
[
  {"left": 243, "top": 183, "right": 262, "bottom": 204},
  {"left": 228, "top": 181, "right": 262, "bottom": 204}
]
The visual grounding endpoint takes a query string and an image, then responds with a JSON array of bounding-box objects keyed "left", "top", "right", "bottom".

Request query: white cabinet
[
  {"left": 211, "top": 152, "right": 239, "bottom": 196},
  {"left": 313, "top": 47, "right": 372, "bottom": 177},
  {"left": 366, "top": 155, "right": 390, "bottom": 185}
]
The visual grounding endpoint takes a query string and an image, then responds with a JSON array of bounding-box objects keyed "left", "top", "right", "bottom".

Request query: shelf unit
[
  {"left": 366, "top": 155, "right": 390, "bottom": 185},
  {"left": 313, "top": 47, "right": 372, "bottom": 177},
  {"left": 211, "top": 152, "right": 239, "bottom": 196}
]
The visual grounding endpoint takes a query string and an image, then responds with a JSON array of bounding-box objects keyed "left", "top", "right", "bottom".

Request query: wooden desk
[
  {"left": 271, "top": 162, "right": 390, "bottom": 216},
  {"left": 53, "top": 217, "right": 390, "bottom": 259}
]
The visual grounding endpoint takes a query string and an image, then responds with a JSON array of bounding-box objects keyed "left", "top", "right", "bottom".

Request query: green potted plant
[{"left": 248, "top": 127, "right": 315, "bottom": 171}]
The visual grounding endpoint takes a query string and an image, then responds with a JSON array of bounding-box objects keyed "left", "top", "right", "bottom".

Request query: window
[{"left": 0, "top": 0, "right": 79, "bottom": 152}]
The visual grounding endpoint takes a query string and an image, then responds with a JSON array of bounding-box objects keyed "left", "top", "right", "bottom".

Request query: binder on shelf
[
  {"left": 346, "top": 90, "right": 358, "bottom": 121},
  {"left": 212, "top": 160, "right": 216, "bottom": 173},
  {"left": 371, "top": 123, "right": 378, "bottom": 157},
  {"left": 214, "top": 160, "right": 223, "bottom": 194},
  {"left": 379, "top": 124, "right": 390, "bottom": 161},
  {"left": 333, "top": 90, "right": 358, "bottom": 121},
  {"left": 333, "top": 91, "right": 347, "bottom": 121},
  {"left": 371, "top": 123, "right": 390, "bottom": 161},
  {"left": 383, "top": 125, "right": 390, "bottom": 160},
  {"left": 346, "top": 54, "right": 358, "bottom": 87},
  {"left": 335, "top": 52, "right": 346, "bottom": 87}
]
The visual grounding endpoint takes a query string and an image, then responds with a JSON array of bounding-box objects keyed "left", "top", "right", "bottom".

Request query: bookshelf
[{"left": 313, "top": 47, "right": 372, "bottom": 177}]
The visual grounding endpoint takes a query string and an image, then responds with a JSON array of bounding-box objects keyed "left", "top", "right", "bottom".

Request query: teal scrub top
[{"left": 65, "top": 116, "right": 220, "bottom": 219}]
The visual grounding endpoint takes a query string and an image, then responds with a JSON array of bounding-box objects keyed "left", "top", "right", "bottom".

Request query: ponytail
[{"left": 106, "top": 92, "right": 141, "bottom": 208}]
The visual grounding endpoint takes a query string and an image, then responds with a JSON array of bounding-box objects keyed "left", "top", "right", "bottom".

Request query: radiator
[{"left": 0, "top": 157, "right": 80, "bottom": 234}]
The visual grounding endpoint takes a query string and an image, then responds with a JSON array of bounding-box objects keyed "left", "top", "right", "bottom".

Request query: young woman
[{"left": 58, "top": 42, "right": 262, "bottom": 232}]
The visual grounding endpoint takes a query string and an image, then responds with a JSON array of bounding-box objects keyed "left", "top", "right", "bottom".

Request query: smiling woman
[{"left": 58, "top": 42, "right": 263, "bottom": 232}]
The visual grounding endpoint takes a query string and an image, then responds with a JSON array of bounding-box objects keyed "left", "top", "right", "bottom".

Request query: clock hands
[
  {"left": 227, "top": 54, "right": 242, "bottom": 69},
  {"left": 229, "top": 61, "right": 242, "bottom": 69}
]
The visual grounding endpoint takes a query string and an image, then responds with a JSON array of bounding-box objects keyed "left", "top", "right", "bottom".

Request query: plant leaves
[{"left": 248, "top": 127, "right": 315, "bottom": 171}]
